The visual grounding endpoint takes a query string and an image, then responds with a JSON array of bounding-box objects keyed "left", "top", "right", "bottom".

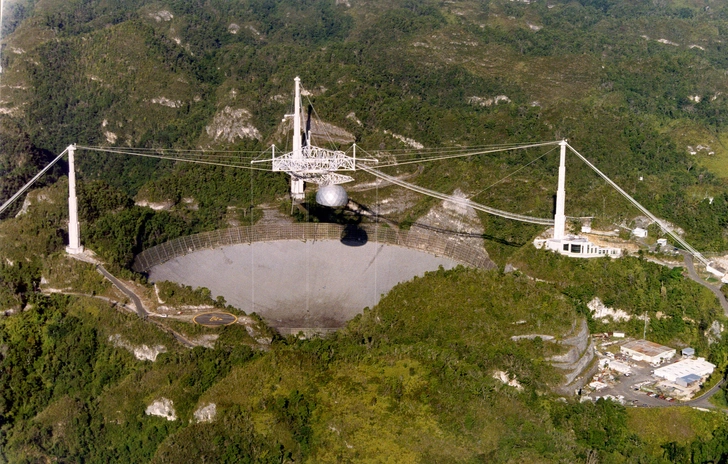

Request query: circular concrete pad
[
  {"left": 148, "top": 240, "right": 458, "bottom": 330},
  {"left": 193, "top": 312, "right": 238, "bottom": 327}
]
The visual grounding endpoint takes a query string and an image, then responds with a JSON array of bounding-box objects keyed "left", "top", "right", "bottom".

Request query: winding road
[
  {"left": 95, "top": 265, "right": 148, "bottom": 319},
  {"left": 684, "top": 378, "right": 726, "bottom": 409},
  {"left": 681, "top": 252, "right": 728, "bottom": 316},
  {"left": 675, "top": 252, "right": 728, "bottom": 409}
]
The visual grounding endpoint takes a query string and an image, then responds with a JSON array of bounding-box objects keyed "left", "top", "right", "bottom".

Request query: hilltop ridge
[{"left": 3, "top": 0, "right": 728, "bottom": 255}]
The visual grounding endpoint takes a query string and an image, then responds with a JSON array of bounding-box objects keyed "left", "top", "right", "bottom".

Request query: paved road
[
  {"left": 96, "top": 265, "right": 148, "bottom": 319},
  {"left": 681, "top": 252, "right": 728, "bottom": 316},
  {"left": 684, "top": 378, "right": 726, "bottom": 409},
  {"left": 674, "top": 253, "right": 728, "bottom": 409}
]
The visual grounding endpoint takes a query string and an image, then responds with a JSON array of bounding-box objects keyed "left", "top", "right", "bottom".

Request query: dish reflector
[{"left": 316, "top": 184, "right": 348, "bottom": 207}]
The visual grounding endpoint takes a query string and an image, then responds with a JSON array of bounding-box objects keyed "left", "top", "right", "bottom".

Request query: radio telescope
[{"left": 254, "top": 77, "right": 372, "bottom": 207}]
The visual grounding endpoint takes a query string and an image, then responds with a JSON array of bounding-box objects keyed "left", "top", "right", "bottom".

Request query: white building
[
  {"left": 589, "top": 381, "right": 608, "bottom": 391},
  {"left": 633, "top": 228, "right": 648, "bottom": 238},
  {"left": 537, "top": 235, "right": 622, "bottom": 258},
  {"left": 533, "top": 141, "right": 622, "bottom": 259},
  {"left": 682, "top": 347, "right": 695, "bottom": 357},
  {"left": 606, "top": 360, "right": 632, "bottom": 376},
  {"left": 620, "top": 340, "right": 675, "bottom": 365},
  {"left": 653, "top": 358, "right": 715, "bottom": 383}
]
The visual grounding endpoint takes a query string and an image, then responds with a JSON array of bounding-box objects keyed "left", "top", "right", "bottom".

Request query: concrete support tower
[
  {"left": 553, "top": 139, "right": 567, "bottom": 240},
  {"left": 65, "top": 144, "right": 84, "bottom": 254},
  {"left": 290, "top": 77, "right": 305, "bottom": 201}
]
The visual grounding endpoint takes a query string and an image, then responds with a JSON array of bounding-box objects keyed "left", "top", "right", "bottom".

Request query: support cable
[
  {"left": 468, "top": 145, "right": 558, "bottom": 200},
  {"left": 82, "top": 145, "right": 265, "bottom": 154},
  {"left": 371, "top": 141, "right": 561, "bottom": 169},
  {"left": 77, "top": 146, "right": 271, "bottom": 171},
  {"left": 358, "top": 163, "right": 554, "bottom": 225},
  {"left": 0, "top": 147, "right": 69, "bottom": 215},
  {"left": 375, "top": 172, "right": 379, "bottom": 306},
  {"left": 566, "top": 143, "right": 710, "bottom": 266},
  {"left": 251, "top": 157, "right": 256, "bottom": 314}
]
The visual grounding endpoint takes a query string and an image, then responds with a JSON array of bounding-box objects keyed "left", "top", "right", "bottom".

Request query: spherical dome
[{"left": 316, "top": 184, "right": 348, "bottom": 208}]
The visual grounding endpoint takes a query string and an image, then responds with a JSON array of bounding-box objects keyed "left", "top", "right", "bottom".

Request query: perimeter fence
[{"left": 132, "top": 223, "right": 496, "bottom": 273}]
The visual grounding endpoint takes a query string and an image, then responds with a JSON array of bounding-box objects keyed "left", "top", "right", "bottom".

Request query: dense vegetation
[
  {"left": 4, "top": 0, "right": 728, "bottom": 252},
  {"left": 2, "top": 264, "right": 728, "bottom": 462},
  {"left": 512, "top": 250, "right": 722, "bottom": 353},
  {"left": 4, "top": 0, "right": 728, "bottom": 461},
  {"left": 0, "top": 177, "right": 727, "bottom": 461}
]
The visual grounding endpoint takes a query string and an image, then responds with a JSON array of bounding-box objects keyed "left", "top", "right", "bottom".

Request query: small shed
[
  {"left": 682, "top": 347, "right": 695, "bottom": 357},
  {"left": 633, "top": 228, "right": 648, "bottom": 238},
  {"left": 676, "top": 374, "right": 702, "bottom": 388}
]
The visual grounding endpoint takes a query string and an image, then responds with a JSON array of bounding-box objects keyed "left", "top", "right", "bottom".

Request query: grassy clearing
[
  {"left": 627, "top": 407, "right": 726, "bottom": 455},
  {"left": 196, "top": 352, "right": 315, "bottom": 410},
  {"left": 696, "top": 131, "right": 728, "bottom": 180},
  {"left": 33, "top": 395, "right": 83, "bottom": 429},
  {"left": 310, "top": 359, "right": 474, "bottom": 462}
]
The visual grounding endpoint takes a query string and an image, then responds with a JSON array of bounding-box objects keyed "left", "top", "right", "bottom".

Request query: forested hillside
[
  {"left": 4, "top": 0, "right": 728, "bottom": 461},
  {"left": 3, "top": 0, "right": 728, "bottom": 252},
  {"left": 2, "top": 259, "right": 728, "bottom": 463}
]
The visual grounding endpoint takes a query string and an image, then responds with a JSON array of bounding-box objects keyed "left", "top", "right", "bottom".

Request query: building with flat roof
[
  {"left": 682, "top": 347, "right": 695, "bottom": 357},
  {"left": 653, "top": 358, "right": 715, "bottom": 383},
  {"left": 676, "top": 374, "right": 702, "bottom": 388},
  {"left": 620, "top": 340, "right": 676, "bottom": 364},
  {"left": 611, "top": 361, "right": 632, "bottom": 375},
  {"left": 537, "top": 235, "right": 622, "bottom": 258},
  {"left": 633, "top": 228, "right": 647, "bottom": 238}
]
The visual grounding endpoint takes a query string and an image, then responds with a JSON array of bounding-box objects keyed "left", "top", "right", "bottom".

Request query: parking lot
[{"left": 583, "top": 340, "right": 704, "bottom": 407}]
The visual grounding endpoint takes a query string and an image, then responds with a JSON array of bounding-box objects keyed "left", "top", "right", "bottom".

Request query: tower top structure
[{"left": 266, "top": 77, "right": 364, "bottom": 203}]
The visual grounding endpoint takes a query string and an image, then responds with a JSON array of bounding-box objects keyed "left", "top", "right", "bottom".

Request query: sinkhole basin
[{"left": 147, "top": 240, "right": 459, "bottom": 332}]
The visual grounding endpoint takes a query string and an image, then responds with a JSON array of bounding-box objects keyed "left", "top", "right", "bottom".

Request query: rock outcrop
[
  {"left": 548, "top": 320, "right": 597, "bottom": 395},
  {"left": 109, "top": 334, "right": 167, "bottom": 362},
  {"left": 193, "top": 403, "right": 217, "bottom": 423},
  {"left": 145, "top": 398, "right": 177, "bottom": 421},
  {"left": 205, "top": 106, "right": 261, "bottom": 143}
]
